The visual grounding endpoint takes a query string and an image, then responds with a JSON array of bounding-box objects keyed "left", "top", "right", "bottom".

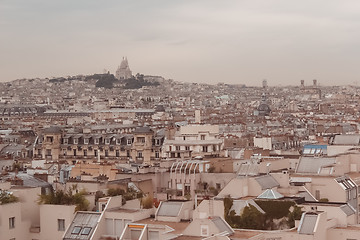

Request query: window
[
  {"left": 200, "top": 225, "right": 209, "bottom": 236},
  {"left": 63, "top": 150, "right": 67, "bottom": 156},
  {"left": 202, "top": 146, "right": 208, "bottom": 152},
  {"left": 116, "top": 150, "right": 120, "bottom": 157},
  {"left": 63, "top": 138, "right": 68, "bottom": 144},
  {"left": 58, "top": 219, "right": 65, "bottom": 231},
  {"left": 155, "top": 151, "right": 160, "bottom": 158},
  {"left": 201, "top": 135, "right": 205, "bottom": 140},
  {"left": 37, "top": 149, "right": 41, "bottom": 156},
  {"left": 105, "top": 150, "right": 109, "bottom": 157},
  {"left": 127, "top": 139, "right": 132, "bottom": 145},
  {"left": 155, "top": 139, "right": 161, "bottom": 145},
  {"left": 176, "top": 146, "right": 180, "bottom": 151},
  {"left": 116, "top": 139, "right": 121, "bottom": 145},
  {"left": 83, "top": 149, "right": 87, "bottom": 156},
  {"left": 73, "top": 138, "right": 78, "bottom": 144},
  {"left": 137, "top": 151, "right": 143, "bottom": 158},
  {"left": 9, "top": 217, "right": 15, "bottom": 229},
  {"left": 94, "top": 138, "right": 99, "bottom": 144},
  {"left": 46, "top": 149, "right": 51, "bottom": 156},
  {"left": 185, "top": 146, "right": 190, "bottom": 151},
  {"left": 81, "top": 227, "right": 92, "bottom": 235},
  {"left": 127, "top": 150, "right": 130, "bottom": 157},
  {"left": 71, "top": 226, "right": 82, "bottom": 234},
  {"left": 46, "top": 136, "right": 53, "bottom": 143},
  {"left": 94, "top": 149, "right": 98, "bottom": 157},
  {"left": 105, "top": 138, "right": 110, "bottom": 144},
  {"left": 84, "top": 138, "right": 89, "bottom": 144},
  {"left": 73, "top": 149, "right": 77, "bottom": 156}
]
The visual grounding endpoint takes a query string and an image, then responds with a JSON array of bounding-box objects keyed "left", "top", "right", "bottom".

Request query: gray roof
[
  {"left": 340, "top": 204, "right": 356, "bottom": 216},
  {"left": 333, "top": 134, "right": 360, "bottom": 145},
  {"left": 255, "top": 175, "right": 280, "bottom": 190},
  {"left": 133, "top": 126, "right": 153, "bottom": 134},
  {"left": 230, "top": 199, "right": 265, "bottom": 215},
  {"left": 237, "top": 163, "right": 259, "bottom": 176},
  {"left": 296, "top": 157, "right": 336, "bottom": 174},
  {"left": 298, "top": 191, "right": 317, "bottom": 202},
  {"left": 298, "top": 213, "right": 318, "bottom": 235},
  {"left": 157, "top": 201, "right": 183, "bottom": 217},
  {"left": 257, "top": 189, "right": 284, "bottom": 199},
  {"left": 63, "top": 212, "right": 101, "bottom": 240},
  {"left": 211, "top": 216, "right": 234, "bottom": 235},
  {"left": 6, "top": 173, "right": 51, "bottom": 188},
  {"left": 43, "top": 126, "right": 62, "bottom": 134}
]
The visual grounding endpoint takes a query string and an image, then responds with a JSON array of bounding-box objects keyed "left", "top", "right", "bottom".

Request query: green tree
[
  {"left": 0, "top": 191, "right": 18, "bottom": 205},
  {"left": 38, "top": 188, "right": 89, "bottom": 211}
]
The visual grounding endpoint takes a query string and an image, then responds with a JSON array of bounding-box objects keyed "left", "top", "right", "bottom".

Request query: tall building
[{"left": 115, "top": 57, "right": 132, "bottom": 80}]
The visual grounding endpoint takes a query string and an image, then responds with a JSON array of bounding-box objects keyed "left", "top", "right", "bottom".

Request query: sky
[{"left": 1, "top": 0, "right": 360, "bottom": 86}]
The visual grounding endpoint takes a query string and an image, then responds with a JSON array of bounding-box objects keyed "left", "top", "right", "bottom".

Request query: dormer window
[
  {"left": 94, "top": 138, "right": 99, "bottom": 144},
  {"left": 73, "top": 138, "right": 78, "bottom": 144},
  {"left": 84, "top": 138, "right": 89, "bottom": 144},
  {"left": 116, "top": 139, "right": 121, "bottom": 145},
  {"left": 63, "top": 139, "right": 68, "bottom": 144},
  {"left": 137, "top": 137, "right": 145, "bottom": 143},
  {"left": 105, "top": 138, "right": 110, "bottom": 145},
  {"left": 155, "top": 139, "right": 161, "bottom": 146},
  {"left": 127, "top": 139, "right": 132, "bottom": 145}
]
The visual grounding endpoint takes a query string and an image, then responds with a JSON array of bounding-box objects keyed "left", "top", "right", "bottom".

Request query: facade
[
  {"left": 163, "top": 124, "right": 224, "bottom": 159},
  {"left": 34, "top": 126, "right": 164, "bottom": 165}
]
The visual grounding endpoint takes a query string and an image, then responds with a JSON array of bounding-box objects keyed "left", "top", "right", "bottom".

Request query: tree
[
  {"left": 141, "top": 195, "right": 153, "bottom": 209},
  {"left": 0, "top": 191, "right": 18, "bottom": 205},
  {"left": 38, "top": 188, "right": 89, "bottom": 211},
  {"left": 239, "top": 205, "right": 265, "bottom": 229}
]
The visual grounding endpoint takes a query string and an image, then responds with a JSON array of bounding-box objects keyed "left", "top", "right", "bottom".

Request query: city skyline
[{"left": 1, "top": 0, "right": 360, "bottom": 86}]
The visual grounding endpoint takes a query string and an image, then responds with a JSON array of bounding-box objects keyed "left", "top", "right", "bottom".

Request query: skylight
[
  {"left": 71, "top": 226, "right": 82, "bottom": 234},
  {"left": 81, "top": 227, "right": 92, "bottom": 235}
]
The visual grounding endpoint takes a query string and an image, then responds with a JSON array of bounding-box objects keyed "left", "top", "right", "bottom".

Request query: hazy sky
[{"left": 1, "top": 0, "right": 360, "bottom": 86}]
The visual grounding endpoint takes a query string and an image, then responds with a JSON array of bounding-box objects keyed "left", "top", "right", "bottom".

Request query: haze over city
[{"left": 2, "top": 0, "right": 360, "bottom": 85}]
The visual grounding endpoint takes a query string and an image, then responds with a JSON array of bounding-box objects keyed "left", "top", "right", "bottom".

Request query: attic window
[
  {"left": 71, "top": 226, "right": 82, "bottom": 234},
  {"left": 81, "top": 227, "right": 92, "bottom": 235}
]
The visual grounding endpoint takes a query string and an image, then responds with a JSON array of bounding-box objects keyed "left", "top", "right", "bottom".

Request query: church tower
[{"left": 115, "top": 57, "right": 132, "bottom": 80}]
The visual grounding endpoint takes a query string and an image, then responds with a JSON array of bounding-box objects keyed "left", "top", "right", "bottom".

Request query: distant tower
[
  {"left": 313, "top": 79, "right": 317, "bottom": 87},
  {"left": 262, "top": 79, "right": 268, "bottom": 89},
  {"left": 115, "top": 57, "right": 132, "bottom": 80},
  {"left": 300, "top": 80, "right": 305, "bottom": 89}
]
